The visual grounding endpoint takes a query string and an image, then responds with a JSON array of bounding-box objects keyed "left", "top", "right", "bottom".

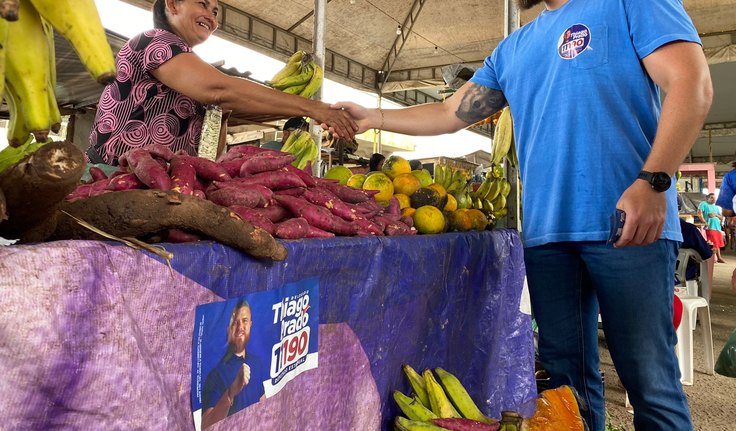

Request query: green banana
[
  {"left": 423, "top": 368, "right": 461, "bottom": 419},
  {"left": 0, "top": 18, "right": 8, "bottom": 99},
  {"left": 433, "top": 165, "right": 443, "bottom": 186},
  {"left": 394, "top": 416, "right": 451, "bottom": 431},
  {"left": 269, "top": 50, "right": 305, "bottom": 84},
  {"left": 500, "top": 179, "right": 511, "bottom": 197},
  {"left": 446, "top": 179, "right": 464, "bottom": 193},
  {"left": 299, "top": 63, "right": 323, "bottom": 99},
  {"left": 42, "top": 16, "right": 60, "bottom": 133},
  {"left": 493, "top": 208, "right": 508, "bottom": 219},
  {"left": 403, "top": 364, "right": 431, "bottom": 409},
  {"left": 282, "top": 83, "right": 307, "bottom": 95},
  {"left": 492, "top": 106, "right": 513, "bottom": 165},
  {"left": 394, "top": 390, "right": 438, "bottom": 422},
  {"left": 434, "top": 368, "right": 493, "bottom": 424},
  {"left": 272, "top": 62, "right": 315, "bottom": 90},
  {"left": 491, "top": 195, "right": 506, "bottom": 212},
  {"left": 5, "top": 0, "right": 52, "bottom": 141},
  {"left": 5, "top": 82, "right": 33, "bottom": 147},
  {"left": 484, "top": 179, "right": 502, "bottom": 202},
  {"left": 482, "top": 199, "right": 494, "bottom": 214},
  {"left": 282, "top": 130, "right": 310, "bottom": 155},
  {"left": 29, "top": 0, "right": 116, "bottom": 84}
]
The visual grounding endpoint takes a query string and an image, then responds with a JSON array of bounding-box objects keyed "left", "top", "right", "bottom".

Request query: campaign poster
[{"left": 190, "top": 278, "right": 319, "bottom": 430}]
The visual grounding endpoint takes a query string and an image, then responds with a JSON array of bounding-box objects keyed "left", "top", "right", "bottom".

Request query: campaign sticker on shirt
[{"left": 558, "top": 24, "right": 591, "bottom": 60}]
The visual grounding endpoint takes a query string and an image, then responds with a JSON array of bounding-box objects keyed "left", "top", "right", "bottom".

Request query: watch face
[{"left": 651, "top": 172, "right": 671, "bottom": 192}]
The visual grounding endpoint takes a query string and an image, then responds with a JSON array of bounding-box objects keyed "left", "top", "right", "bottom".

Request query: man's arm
[
  {"left": 201, "top": 389, "right": 234, "bottom": 429},
  {"left": 614, "top": 41, "right": 712, "bottom": 247},
  {"left": 331, "top": 82, "right": 507, "bottom": 135}
]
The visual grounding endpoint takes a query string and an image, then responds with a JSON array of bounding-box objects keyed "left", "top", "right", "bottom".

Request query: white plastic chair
[
  {"left": 674, "top": 248, "right": 711, "bottom": 301},
  {"left": 674, "top": 294, "right": 715, "bottom": 385}
]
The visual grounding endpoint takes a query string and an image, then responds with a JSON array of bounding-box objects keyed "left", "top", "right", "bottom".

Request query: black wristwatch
[{"left": 637, "top": 170, "right": 672, "bottom": 192}]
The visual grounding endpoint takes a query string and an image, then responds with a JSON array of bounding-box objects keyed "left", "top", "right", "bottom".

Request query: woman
[{"left": 86, "top": 0, "right": 356, "bottom": 165}]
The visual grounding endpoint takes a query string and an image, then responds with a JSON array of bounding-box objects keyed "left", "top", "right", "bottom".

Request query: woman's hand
[
  {"left": 330, "top": 102, "right": 379, "bottom": 134},
  {"left": 312, "top": 105, "right": 358, "bottom": 139}
]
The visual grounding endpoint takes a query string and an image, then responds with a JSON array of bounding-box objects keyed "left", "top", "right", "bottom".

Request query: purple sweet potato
[
  {"left": 220, "top": 155, "right": 248, "bottom": 178},
  {"left": 207, "top": 187, "right": 264, "bottom": 209},
  {"left": 170, "top": 156, "right": 197, "bottom": 195},
  {"left": 284, "top": 164, "right": 317, "bottom": 187},
  {"left": 106, "top": 173, "right": 144, "bottom": 191},
  {"left": 316, "top": 179, "right": 378, "bottom": 203},
  {"left": 218, "top": 145, "right": 282, "bottom": 162},
  {"left": 353, "top": 217, "right": 384, "bottom": 236},
  {"left": 125, "top": 149, "right": 172, "bottom": 190},
  {"left": 230, "top": 206, "right": 277, "bottom": 235},
  {"left": 240, "top": 153, "right": 296, "bottom": 176},
  {"left": 385, "top": 220, "right": 417, "bottom": 236},
  {"left": 232, "top": 169, "right": 306, "bottom": 190},
  {"left": 254, "top": 205, "right": 291, "bottom": 223},
  {"left": 65, "top": 183, "right": 93, "bottom": 201},
  {"left": 400, "top": 215, "right": 414, "bottom": 228},
  {"left": 386, "top": 196, "right": 400, "bottom": 215},
  {"left": 193, "top": 190, "right": 206, "bottom": 199},
  {"left": 274, "top": 195, "right": 357, "bottom": 236},
  {"left": 178, "top": 155, "right": 231, "bottom": 182},
  {"left": 144, "top": 143, "right": 175, "bottom": 161},
  {"left": 431, "top": 418, "right": 500, "bottom": 431},
  {"left": 212, "top": 181, "right": 274, "bottom": 206},
  {"left": 274, "top": 217, "right": 310, "bottom": 239},
  {"left": 274, "top": 187, "right": 306, "bottom": 197},
  {"left": 306, "top": 225, "right": 335, "bottom": 239},
  {"left": 303, "top": 188, "right": 359, "bottom": 221},
  {"left": 88, "top": 166, "right": 108, "bottom": 182},
  {"left": 166, "top": 228, "right": 201, "bottom": 243}
]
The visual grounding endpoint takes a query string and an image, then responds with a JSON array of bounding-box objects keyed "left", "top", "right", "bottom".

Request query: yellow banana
[
  {"left": 482, "top": 199, "right": 494, "bottom": 214},
  {"left": 403, "top": 363, "right": 431, "bottom": 408},
  {"left": 42, "top": 17, "right": 60, "bottom": 133},
  {"left": 393, "top": 390, "right": 438, "bottom": 422},
  {"left": 501, "top": 179, "right": 511, "bottom": 197},
  {"left": 29, "top": 0, "right": 116, "bottom": 84},
  {"left": 491, "top": 194, "right": 506, "bottom": 212},
  {"left": 484, "top": 179, "right": 502, "bottom": 201},
  {"left": 272, "top": 62, "right": 315, "bottom": 90},
  {"left": 394, "top": 416, "right": 450, "bottom": 431},
  {"left": 5, "top": 0, "right": 52, "bottom": 141},
  {"left": 268, "top": 50, "right": 305, "bottom": 85},
  {"left": 299, "top": 63, "right": 323, "bottom": 99},
  {"left": 0, "top": 0, "right": 19, "bottom": 21},
  {"left": 5, "top": 83, "right": 32, "bottom": 147},
  {"left": 493, "top": 207, "right": 508, "bottom": 219},
  {"left": 492, "top": 106, "right": 513, "bottom": 165},
  {"left": 423, "top": 369, "right": 461, "bottom": 419},
  {"left": 282, "top": 130, "right": 309, "bottom": 155},
  {"left": 282, "top": 83, "right": 307, "bottom": 95},
  {"left": 0, "top": 17, "right": 8, "bottom": 99},
  {"left": 434, "top": 368, "right": 493, "bottom": 423}
]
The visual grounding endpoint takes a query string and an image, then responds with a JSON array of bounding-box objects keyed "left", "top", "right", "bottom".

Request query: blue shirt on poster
[
  {"left": 469, "top": 0, "right": 699, "bottom": 247},
  {"left": 202, "top": 351, "right": 267, "bottom": 415}
]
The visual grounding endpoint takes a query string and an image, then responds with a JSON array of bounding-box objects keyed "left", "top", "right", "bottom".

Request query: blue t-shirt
[
  {"left": 470, "top": 0, "right": 699, "bottom": 247},
  {"left": 698, "top": 201, "right": 722, "bottom": 231},
  {"left": 716, "top": 170, "right": 736, "bottom": 211},
  {"left": 202, "top": 351, "right": 267, "bottom": 415}
]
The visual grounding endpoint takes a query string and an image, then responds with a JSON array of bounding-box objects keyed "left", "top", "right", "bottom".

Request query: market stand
[{"left": 0, "top": 230, "right": 535, "bottom": 430}]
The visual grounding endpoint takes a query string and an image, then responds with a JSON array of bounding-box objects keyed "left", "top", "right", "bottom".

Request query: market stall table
[{"left": 0, "top": 229, "right": 535, "bottom": 430}]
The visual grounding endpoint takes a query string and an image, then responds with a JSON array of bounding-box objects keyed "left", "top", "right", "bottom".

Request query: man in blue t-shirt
[
  {"left": 333, "top": 1, "right": 712, "bottom": 429},
  {"left": 201, "top": 300, "right": 266, "bottom": 429}
]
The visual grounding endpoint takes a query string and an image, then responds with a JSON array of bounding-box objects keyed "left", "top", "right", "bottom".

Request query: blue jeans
[{"left": 524, "top": 240, "right": 692, "bottom": 431}]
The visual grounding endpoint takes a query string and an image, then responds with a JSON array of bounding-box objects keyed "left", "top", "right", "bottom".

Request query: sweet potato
[
  {"left": 274, "top": 195, "right": 356, "bottom": 236},
  {"left": 284, "top": 164, "right": 317, "bottom": 187},
  {"left": 306, "top": 225, "right": 335, "bottom": 238},
  {"left": 166, "top": 228, "right": 201, "bottom": 243},
  {"left": 230, "top": 205, "right": 277, "bottom": 235},
  {"left": 207, "top": 187, "right": 265, "bottom": 209},
  {"left": 178, "top": 155, "right": 230, "bottom": 182},
  {"left": 233, "top": 169, "right": 306, "bottom": 190},
  {"left": 316, "top": 179, "right": 378, "bottom": 203},
  {"left": 303, "top": 188, "right": 359, "bottom": 221},
  {"left": 170, "top": 156, "right": 197, "bottom": 195},
  {"left": 65, "top": 183, "right": 93, "bottom": 201},
  {"left": 126, "top": 150, "right": 171, "bottom": 190},
  {"left": 213, "top": 181, "right": 274, "bottom": 205},
  {"left": 88, "top": 166, "right": 108, "bottom": 182},
  {"left": 431, "top": 418, "right": 499, "bottom": 431},
  {"left": 193, "top": 190, "right": 206, "bottom": 199},
  {"left": 274, "top": 217, "right": 310, "bottom": 239},
  {"left": 385, "top": 220, "right": 416, "bottom": 236},
  {"left": 401, "top": 215, "right": 414, "bottom": 228},
  {"left": 145, "top": 144, "right": 175, "bottom": 161},
  {"left": 274, "top": 187, "right": 306, "bottom": 197},
  {"left": 219, "top": 155, "right": 248, "bottom": 177},
  {"left": 239, "top": 153, "right": 296, "bottom": 176},
  {"left": 387, "top": 196, "right": 400, "bottom": 215},
  {"left": 353, "top": 217, "right": 384, "bottom": 236},
  {"left": 253, "top": 205, "right": 291, "bottom": 223},
  {"left": 106, "top": 173, "right": 144, "bottom": 191},
  {"left": 218, "top": 145, "right": 282, "bottom": 162}
]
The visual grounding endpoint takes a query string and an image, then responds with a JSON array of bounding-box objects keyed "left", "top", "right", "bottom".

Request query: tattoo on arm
[{"left": 455, "top": 84, "right": 507, "bottom": 125}]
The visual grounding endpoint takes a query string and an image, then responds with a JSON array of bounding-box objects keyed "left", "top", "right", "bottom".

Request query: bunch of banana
[
  {"left": 268, "top": 50, "right": 324, "bottom": 99},
  {"left": 434, "top": 163, "right": 471, "bottom": 194},
  {"left": 491, "top": 106, "right": 516, "bottom": 168},
  {"left": 394, "top": 364, "right": 499, "bottom": 431},
  {"left": 0, "top": 0, "right": 115, "bottom": 147},
  {"left": 281, "top": 130, "right": 318, "bottom": 170},
  {"left": 464, "top": 168, "right": 511, "bottom": 219}
]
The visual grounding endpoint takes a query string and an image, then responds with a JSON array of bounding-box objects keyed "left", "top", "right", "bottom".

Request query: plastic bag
[
  {"left": 524, "top": 386, "right": 585, "bottom": 431},
  {"left": 715, "top": 328, "right": 736, "bottom": 378}
]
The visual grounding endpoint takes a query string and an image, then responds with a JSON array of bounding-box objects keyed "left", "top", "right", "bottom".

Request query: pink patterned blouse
[{"left": 86, "top": 29, "right": 205, "bottom": 165}]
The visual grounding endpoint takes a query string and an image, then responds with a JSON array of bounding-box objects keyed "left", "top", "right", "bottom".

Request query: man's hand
[
  {"left": 311, "top": 105, "right": 357, "bottom": 139},
  {"left": 229, "top": 363, "right": 251, "bottom": 398},
  {"left": 614, "top": 180, "right": 667, "bottom": 247},
  {"left": 329, "top": 102, "right": 378, "bottom": 134}
]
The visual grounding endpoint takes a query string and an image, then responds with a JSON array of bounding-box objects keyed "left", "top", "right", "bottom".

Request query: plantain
[
  {"left": 482, "top": 199, "right": 494, "bottom": 214},
  {"left": 272, "top": 62, "right": 315, "bottom": 90},
  {"left": 492, "top": 106, "right": 513, "bottom": 165},
  {"left": 500, "top": 179, "right": 511, "bottom": 197},
  {"left": 41, "top": 16, "right": 60, "bottom": 133},
  {"left": 423, "top": 368, "right": 461, "bottom": 419},
  {"left": 433, "top": 164, "right": 444, "bottom": 187},
  {"left": 393, "top": 390, "right": 438, "bottom": 422},
  {"left": 0, "top": 0, "right": 18, "bottom": 21},
  {"left": 491, "top": 194, "right": 506, "bottom": 212},
  {"left": 435, "top": 368, "right": 494, "bottom": 424},
  {"left": 5, "top": 0, "right": 52, "bottom": 141},
  {"left": 4, "top": 82, "right": 32, "bottom": 147},
  {"left": 394, "top": 416, "right": 450, "bottom": 431},
  {"left": 0, "top": 17, "right": 8, "bottom": 99},
  {"left": 403, "top": 363, "right": 431, "bottom": 408},
  {"left": 268, "top": 50, "right": 305, "bottom": 85},
  {"left": 282, "top": 83, "right": 307, "bottom": 95},
  {"left": 29, "top": 0, "right": 116, "bottom": 84},
  {"left": 484, "top": 178, "right": 502, "bottom": 202},
  {"left": 299, "top": 63, "right": 323, "bottom": 99}
]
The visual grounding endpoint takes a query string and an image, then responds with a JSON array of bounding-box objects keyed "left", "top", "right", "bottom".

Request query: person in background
[
  {"left": 678, "top": 219, "right": 713, "bottom": 283},
  {"left": 85, "top": 0, "right": 356, "bottom": 166},
  {"left": 716, "top": 160, "right": 736, "bottom": 217},
  {"left": 697, "top": 193, "right": 726, "bottom": 263},
  {"left": 261, "top": 117, "right": 309, "bottom": 150},
  {"left": 368, "top": 153, "right": 385, "bottom": 172},
  {"left": 331, "top": 0, "right": 712, "bottom": 429},
  {"left": 409, "top": 159, "right": 423, "bottom": 171}
]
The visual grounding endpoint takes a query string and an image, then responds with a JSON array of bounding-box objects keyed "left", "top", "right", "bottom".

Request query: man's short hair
[{"left": 282, "top": 117, "right": 308, "bottom": 131}]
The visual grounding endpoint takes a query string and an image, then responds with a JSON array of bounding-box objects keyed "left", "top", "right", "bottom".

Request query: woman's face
[{"left": 167, "top": 0, "right": 219, "bottom": 46}]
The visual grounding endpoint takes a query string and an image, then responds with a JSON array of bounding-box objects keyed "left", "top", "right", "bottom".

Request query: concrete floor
[{"left": 601, "top": 250, "right": 736, "bottom": 431}]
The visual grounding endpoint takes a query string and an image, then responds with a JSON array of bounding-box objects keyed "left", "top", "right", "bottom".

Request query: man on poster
[{"left": 201, "top": 300, "right": 266, "bottom": 429}]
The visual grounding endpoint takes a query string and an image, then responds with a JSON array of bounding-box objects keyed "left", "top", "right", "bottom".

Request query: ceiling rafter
[{"left": 377, "top": 0, "right": 428, "bottom": 93}]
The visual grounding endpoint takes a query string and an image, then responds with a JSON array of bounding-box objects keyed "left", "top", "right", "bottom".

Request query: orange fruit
[
  {"left": 346, "top": 174, "right": 367, "bottom": 189},
  {"left": 427, "top": 182, "right": 447, "bottom": 201},
  {"left": 411, "top": 169, "right": 433, "bottom": 187},
  {"left": 443, "top": 194, "right": 458, "bottom": 212},
  {"left": 466, "top": 209, "right": 489, "bottom": 231},
  {"left": 401, "top": 207, "right": 416, "bottom": 218},
  {"left": 393, "top": 173, "right": 422, "bottom": 196},
  {"left": 394, "top": 193, "right": 411, "bottom": 209},
  {"left": 412, "top": 205, "right": 446, "bottom": 234},
  {"left": 324, "top": 165, "right": 352, "bottom": 185},
  {"left": 449, "top": 209, "right": 473, "bottom": 232},
  {"left": 362, "top": 172, "right": 394, "bottom": 202},
  {"left": 381, "top": 155, "right": 411, "bottom": 180}
]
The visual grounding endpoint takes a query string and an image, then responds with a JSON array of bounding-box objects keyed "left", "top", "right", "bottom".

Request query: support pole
[
  {"left": 311, "top": 0, "right": 326, "bottom": 176},
  {"left": 504, "top": 0, "right": 521, "bottom": 230}
]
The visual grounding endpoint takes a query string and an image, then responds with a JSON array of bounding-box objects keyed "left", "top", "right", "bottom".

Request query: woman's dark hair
[
  {"left": 369, "top": 153, "right": 385, "bottom": 172},
  {"left": 152, "top": 0, "right": 174, "bottom": 32}
]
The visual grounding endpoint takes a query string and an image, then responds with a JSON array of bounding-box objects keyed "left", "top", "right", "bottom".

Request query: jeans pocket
[{"left": 569, "top": 24, "right": 609, "bottom": 70}]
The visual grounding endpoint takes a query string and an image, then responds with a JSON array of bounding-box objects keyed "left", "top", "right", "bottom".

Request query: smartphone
[{"left": 607, "top": 209, "right": 626, "bottom": 245}]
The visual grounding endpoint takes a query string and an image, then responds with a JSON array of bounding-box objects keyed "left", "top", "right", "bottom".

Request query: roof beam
[
  {"left": 378, "top": 0, "right": 428, "bottom": 93},
  {"left": 287, "top": 0, "right": 334, "bottom": 32}
]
